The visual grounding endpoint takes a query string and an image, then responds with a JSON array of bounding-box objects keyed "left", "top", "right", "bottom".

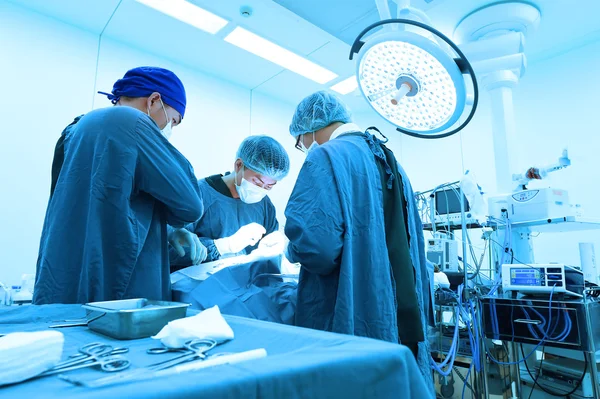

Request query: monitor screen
[
  {"left": 434, "top": 188, "right": 469, "bottom": 215},
  {"left": 510, "top": 268, "right": 543, "bottom": 286}
]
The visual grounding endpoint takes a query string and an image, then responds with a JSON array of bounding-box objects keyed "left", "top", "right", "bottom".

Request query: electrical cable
[
  {"left": 485, "top": 288, "right": 556, "bottom": 366},
  {"left": 520, "top": 344, "right": 588, "bottom": 398},
  {"left": 453, "top": 366, "right": 475, "bottom": 396},
  {"left": 489, "top": 238, "right": 555, "bottom": 285},
  {"left": 461, "top": 363, "right": 474, "bottom": 399},
  {"left": 527, "top": 347, "right": 541, "bottom": 399}
]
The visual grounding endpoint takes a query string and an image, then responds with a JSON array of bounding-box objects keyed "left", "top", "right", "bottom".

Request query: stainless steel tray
[{"left": 81, "top": 298, "right": 190, "bottom": 340}]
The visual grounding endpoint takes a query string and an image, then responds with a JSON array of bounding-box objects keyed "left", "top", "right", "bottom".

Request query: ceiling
[{"left": 7, "top": 0, "right": 600, "bottom": 110}]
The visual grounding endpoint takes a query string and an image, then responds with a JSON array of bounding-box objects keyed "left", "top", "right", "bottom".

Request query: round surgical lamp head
[{"left": 350, "top": 19, "right": 479, "bottom": 139}]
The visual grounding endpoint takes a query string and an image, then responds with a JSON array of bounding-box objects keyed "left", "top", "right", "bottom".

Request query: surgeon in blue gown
[
  {"left": 170, "top": 135, "right": 290, "bottom": 271},
  {"left": 284, "top": 91, "right": 434, "bottom": 394},
  {"left": 34, "top": 66, "right": 206, "bottom": 305}
]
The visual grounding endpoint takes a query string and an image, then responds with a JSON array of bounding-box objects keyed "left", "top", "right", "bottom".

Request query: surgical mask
[
  {"left": 148, "top": 99, "right": 173, "bottom": 140},
  {"left": 300, "top": 132, "right": 318, "bottom": 154},
  {"left": 235, "top": 167, "right": 269, "bottom": 204}
]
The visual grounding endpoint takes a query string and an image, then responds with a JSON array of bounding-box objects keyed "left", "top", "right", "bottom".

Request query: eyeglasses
[
  {"left": 240, "top": 164, "right": 275, "bottom": 190},
  {"left": 295, "top": 136, "right": 303, "bottom": 153},
  {"left": 295, "top": 133, "right": 313, "bottom": 153}
]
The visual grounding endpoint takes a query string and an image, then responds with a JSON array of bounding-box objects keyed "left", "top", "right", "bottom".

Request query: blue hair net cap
[
  {"left": 99, "top": 66, "right": 187, "bottom": 118},
  {"left": 289, "top": 90, "right": 352, "bottom": 137},
  {"left": 237, "top": 135, "right": 290, "bottom": 180}
]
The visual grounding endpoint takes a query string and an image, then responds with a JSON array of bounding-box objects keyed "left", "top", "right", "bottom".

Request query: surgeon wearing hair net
[
  {"left": 34, "top": 66, "right": 206, "bottom": 305},
  {"left": 284, "top": 91, "right": 434, "bottom": 392},
  {"left": 169, "top": 135, "right": 290, "bottom": 271}
]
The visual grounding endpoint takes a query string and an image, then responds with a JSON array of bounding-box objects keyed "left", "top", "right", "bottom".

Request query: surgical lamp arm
[
  {"left": 512, "top": 149, "right": 571, "bottom": 189},
  {"left": 395, "top": 4, "right": 454, "bottom": 54}
]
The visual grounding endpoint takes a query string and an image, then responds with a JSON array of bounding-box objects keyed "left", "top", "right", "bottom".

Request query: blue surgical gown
[
  {"left": 170, "top": 178, "right": 279, "bottom": 269},
  {"left": 33, "top": 106, "right": 203, "bottom": 304},
  {"left": 285, "top": 133, "right": 434, "bottom": 393}
]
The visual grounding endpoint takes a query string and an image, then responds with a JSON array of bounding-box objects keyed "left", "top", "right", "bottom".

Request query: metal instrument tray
[{"left": 82, "top": 298, "right": 189, "bottom": 340}]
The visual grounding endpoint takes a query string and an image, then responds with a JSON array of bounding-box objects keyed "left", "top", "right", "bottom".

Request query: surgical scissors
[
  {"left": 40, "top": 343, "right": 130, "bottom": 376},
  {"left": 68, "top": 343, "right": 128, "bottom": 361},
  {"left": 146, "top": 339, "right": 217, "bottom": 370},
  {"left": 61, "top": 339, "right": 223, "bottom": 388}
]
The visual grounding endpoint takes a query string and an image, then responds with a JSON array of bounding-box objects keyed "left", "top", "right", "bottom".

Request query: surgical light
[
  {"left": 225, "top": 27, "right": 338, "bottom": 85},
  {"left": 350, "top": 19, "right": 479, "bottom": 139},
  {"left": 330, "top": 76, "right": 359, "bottom": 95},
  {"left": 134, "top": 0, "right": 228, "bottom": 35}
]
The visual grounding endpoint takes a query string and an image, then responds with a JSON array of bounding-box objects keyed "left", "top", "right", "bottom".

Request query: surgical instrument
[
  {"left": 40, "top": 355, "right": 129, "bottom": 376},
  {"left": 60, "top": 348, "right": 268, "bottom": 388},
  {"left": 69, "top": 339, "right": 218, "bottom": 388},
  {"left": 49, "top": 313, "right": 105, "bottom": 328},
  {"left": 68, "top": 346, "right": 128, "bottom": 361},
  {"left": 39, "top": 343, "right": 130, "bottom": 376},
  {"left": 146, "top": 339, "right": 217, "bottom": 370}
]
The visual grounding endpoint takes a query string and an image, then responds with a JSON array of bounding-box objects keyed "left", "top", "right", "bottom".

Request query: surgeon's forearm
[
  {"left": 285, "top": 241, "right": 338, "bottom": 276},
  {"left": 168, "top": 245, "right": 192, "bottom": 267}
]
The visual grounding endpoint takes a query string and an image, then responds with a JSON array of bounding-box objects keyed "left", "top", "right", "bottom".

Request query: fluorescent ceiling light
[
  {"left": 135, "top": 0, "right": 228, "bottom": 34},
  {"left": 224, "top": 27, "right": 338, "bottom": 84},
  {"left": 330, "top": 76, "right": 358, "bottom": 95}
]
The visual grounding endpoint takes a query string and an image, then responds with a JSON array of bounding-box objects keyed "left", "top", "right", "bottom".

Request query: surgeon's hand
[
  {"left": 168, "top": 228, "right": 207, "bottom": 265},
  {"left": 214, "top": 223, "right": 266, "bottom": 256},
  {"left": 258, "top": 231, "right": 288, "bottom": 254}
]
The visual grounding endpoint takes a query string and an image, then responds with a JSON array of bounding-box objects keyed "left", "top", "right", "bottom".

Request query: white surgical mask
[
  {"left": 300, "top": 132, "right": 318, "bottom": 154},
  {"left": 148, "top": 98, "right": 173, "bottom": 140},
  {"left": 235, "top": 167, "right": 269, "bottom": 204},
  {"left": 159, "top": 99, "right": 173, "bottom": 140}
]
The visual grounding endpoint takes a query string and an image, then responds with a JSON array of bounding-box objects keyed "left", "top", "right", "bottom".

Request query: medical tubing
[
  {"left": 490, "top": 297, "right": 499, "bottom": 340},
  {"left": 486, "top": 288, "right": 556, "bottom": 366},
  {"left": 430, "top": 286, "right": 464, "bottom": 375},
  {"left": 470, "top": 301, "right": 481, "bottom": 371}
]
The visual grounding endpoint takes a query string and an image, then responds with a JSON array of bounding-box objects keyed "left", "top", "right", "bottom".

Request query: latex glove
[
  {"left": 258, "top": 231, "right": 287, "bottom": 254},
  {"left": 168, "top": 228, "right": 207, "bottom": 265},
  {"left": 214, "top": 223, "right": 266, "bottom": 256}
]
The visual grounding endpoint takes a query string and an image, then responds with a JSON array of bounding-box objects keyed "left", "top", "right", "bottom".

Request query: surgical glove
[
  {"left": 168, "top": 228, "right": 207, "bottom": 265},
  {"left": 214, "top": 223, "right": 266, "bottom": 256},
  {"left": 258, "top": 231, "right": 288, "bottom": 254}
]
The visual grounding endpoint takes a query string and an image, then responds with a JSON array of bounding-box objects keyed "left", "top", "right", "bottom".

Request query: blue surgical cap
[
  {"left": 237, "top": 135, "right": 290, "bottom": 181},
  {"left": 289, "top": 90, "right": 352, "bottom": 137},
  {"left": 99, "top": 66, "right": 187, "bottom": 118}
]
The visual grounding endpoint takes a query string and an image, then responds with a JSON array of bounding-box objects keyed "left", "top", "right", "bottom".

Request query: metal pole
[
  {"left": 476, "top": 300, "right": 489, "bottom": 399},
  {"left": 508, "top": 342, "right": 522, "bottom": 398},
  {"left": 584, "top": 297, "right": 600, "bottom": 399},
  {"left": 460, "top": 187, "right": 468, "bottom": 299},
  {"left": 459, "top": 186, "right": 487, "bottom": 398}
]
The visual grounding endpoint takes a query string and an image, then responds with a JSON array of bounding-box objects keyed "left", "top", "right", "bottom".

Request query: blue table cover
[{"left": 0, "top": 305, "right": 433, "bottom": 399}]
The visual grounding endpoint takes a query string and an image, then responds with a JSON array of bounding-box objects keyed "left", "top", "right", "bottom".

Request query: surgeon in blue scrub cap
[
  {"left": 170, "top": 135, "right": 290, "bottom": 271},
  {"left": 284, "top": 90, "right": 434, "bottom": 393},
  {"left": 34, "top": 66, "right": 206, "bottom": 305}
]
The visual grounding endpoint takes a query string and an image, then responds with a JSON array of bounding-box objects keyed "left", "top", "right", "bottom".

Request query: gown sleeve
[
  {"left": 264, "top": 200, "right": 279, "bottom": 235},
  {"left": 134, "top": 117, "right": 204, "bottom": 227},
  {"left": 284, "top": 157, "right": 345, "bottom": 275}
]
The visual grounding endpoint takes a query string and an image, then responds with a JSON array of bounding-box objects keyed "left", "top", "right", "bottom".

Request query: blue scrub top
[
  {"left": 170, "top": 177, "right": 279, "bottom": 270},
  {"left": 34, "top": 106, "right": 203, "bottom": 304},
  {"left": 284, "top": 133, "right": 434, "bottom": 393}
]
